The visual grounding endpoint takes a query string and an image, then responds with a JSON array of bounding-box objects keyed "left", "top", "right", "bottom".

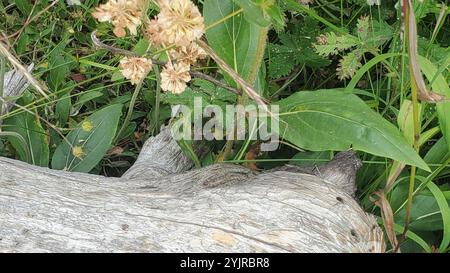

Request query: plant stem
[
  {"left": 115, "top": 81, "right": 143, "bottom": 142},
  {"left": 149, "top": 65, "right": 161, "bottom": 136},
  {"left": 0, "top": 54, "right": 5, "bottom": 117},
  {"left": 401, "top": 0, "right": 421, "bottom": 243},
  {"left": 205, "top": 8, "right": 244, "bottom": 31},
  {"left": 287, "top": 0, "right": 346, "bottom": 34}
]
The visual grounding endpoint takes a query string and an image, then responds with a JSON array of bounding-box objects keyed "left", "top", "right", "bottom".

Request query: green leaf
[
  {"left": 232, "top": 0, "right": 270, "bottom": 27},
  {"left": 314, "top": 32, "right": 359, "bottom": 56},
  {"left": 276, "top": 89, "right": 430, "bottom": 171},
  {"left": 14, "top": 0, "right": 33, "bottom": 15},
  {"left": 367, "top": 19, "right": 394, "bottom": 48},
  {"left": 393, "top": 184, "right": 445, "bottom": 232},
  {"left": 336, "top": 51, "right": 362, "bottom": 80},
  {"left": 345, "top": 53, "right": 401, "bottom": 93},
  {"left": 268, "top": 18, "right": 329, "bottom": 79},
  {"left": 204, "top": 0, "right": 268, "bottom": 85},
  {"left": 48, "top": 43, "right": 71, "bottom": 91},
  {"left": 56, "top": 82, "right": 76, "bottom": 126},
  {"left": 133, "top": 38, "right": 150, "bottom": 55},
  {"left": 73, "top": 91, "right": 104, "bottom": 108},
  {"left": 51, "top": 104, "right": 123, "bottom": 172},
  {"left": 392, "top": 222, "right": 432, "bottom": 253},
  {"left": 3, "top": 111, "right": 49, "bottom": 167},
  {"left": 232, "top": 0, "right": 285, "bottom": 30},
  {"left": 264, "top": 2, "right": 285, "bottom": 31},
  {"left": 397, "top": 99, "right": 422, "bottom": 146},
  {"left": 427, "top": 182, "right": 450, "bottom": 252},
  {"left": 267, "top": 44, "right": 297, "bottom": 79},
  {"left": 418, "top": 56, "right": 450, "bottom": 152},
  {"left": 420, "top": 137, "right": 450, "bottom": 176}
]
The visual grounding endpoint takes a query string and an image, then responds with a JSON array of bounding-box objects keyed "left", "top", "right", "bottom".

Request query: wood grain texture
[
  {"left": 0, "top": 128, "right": 385, "bottom": 253},
  {"left": 0, "top": 69, "right": 384, "bottom": 252}
]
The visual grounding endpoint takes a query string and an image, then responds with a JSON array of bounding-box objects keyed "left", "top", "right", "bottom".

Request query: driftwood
[{"left": 0, "top": 67, "right": 385, "bottom": 253}]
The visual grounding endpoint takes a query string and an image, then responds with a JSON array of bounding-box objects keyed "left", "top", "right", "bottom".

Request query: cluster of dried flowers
[{"left": 92, "top": 0, "right": 206, "bottom": 94}]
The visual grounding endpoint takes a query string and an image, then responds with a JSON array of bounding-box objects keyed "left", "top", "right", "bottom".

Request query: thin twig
[
  {"left": 91, "top": 31, "right": 242, "bottom": 96},
  {"left": 190, "top": 71, "right": 241, "bottom": 95},
  {"left": 0, "top": 42, "right": 49, "bottom": 98},
  {"left": 196, "top": 40, "right": 270, "bottom": 111}
]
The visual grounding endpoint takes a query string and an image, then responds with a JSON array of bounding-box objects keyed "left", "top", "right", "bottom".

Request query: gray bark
[
  {"left": 0, "top": 68, "right": 385, "bottom": 253},
  {"left": 0, "top": 128, "right": 385, "bottom": 253}
]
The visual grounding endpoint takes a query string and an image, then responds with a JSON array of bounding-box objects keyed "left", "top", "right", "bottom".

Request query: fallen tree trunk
[
  {"left": 0, "top": 66, "right": 385, "bottom": 252},
  {"left": 0, "top": 127, "right": 385, "bottom": 253}
]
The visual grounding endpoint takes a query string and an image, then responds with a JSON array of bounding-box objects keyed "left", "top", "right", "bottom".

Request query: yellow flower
[
  {"left": 92, "top": 0, "right": 146, "bottom": 37},
  {"left": 170, "top": 42, "right": 207, "bottom": 65},
  {"left": 119, "top": 57, "right": 153, "bottom": 85},
  {"left": 72, "top": 146, "right": 86, "bottom": 159},
  {"left": 160, "top": 62, "right": 191, "bottom": 94},
  {"left": 157, "top": 0, "right": 205, "bottom": 46},
  {"left": 81, "top": 120, "right": 94, "bottom": 132}
]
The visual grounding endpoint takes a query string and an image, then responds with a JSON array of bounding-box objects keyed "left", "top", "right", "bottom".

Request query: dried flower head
[
  {"left": 171, "top": 42, "right": 207, "bottom": 65},
  {"left": 160, "top": 62, "right": 191, "bottom": 94},
  {"left": 145, "top": 19, "right": 167, "bottom": 46},
  {"left": 92, "top": 0, "right": 145, "bottom": 37},
  {"left": 119, "top": 57, "right": 153, "bottom": 85},
  {"left": 157, "top": 0, "right": 205, "bottom": 46}
]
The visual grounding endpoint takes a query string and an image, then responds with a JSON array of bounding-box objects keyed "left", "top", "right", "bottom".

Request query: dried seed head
[
  {"left": 119, "top": 57, "right": 153, "bottom": 85},
  {"left": 156, "top": 0, "right": 205, "bottom": 46},
  {"left": 160, "top": 62, "right": 191, "bottom": 94},
  {"left": 170, "top": 42, "right": 207, "bottom": 65},
  {"left": 145, "top": 19, "right": 167, "bottom": 47},
  {"left": 92, "top": 0, "right": 146, "bottom": 37}
]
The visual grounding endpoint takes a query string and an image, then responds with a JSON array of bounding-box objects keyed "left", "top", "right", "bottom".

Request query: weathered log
[
  {"left": 0, "top": 127, "right": 385, "bottom": 253},
  {"left": 0, "top": 67, "right": 384, "bottom": 252}
]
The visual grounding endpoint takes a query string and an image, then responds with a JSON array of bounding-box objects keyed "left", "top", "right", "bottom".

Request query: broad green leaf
[
  {"left": 276, "top": 89, "right": 430, "bottom": 171},
  {"left": 204, "top": 0, "right": 268, "bottom": 85},
  {"left": 397, "top": 99, "right": 422, "bottom": 146},
  {"left": 419, "top": 137, "right": 450, "bottom": 176},
  {"left": 418, "top": 56, "right": 450, "bottom": 152},
  {"left": 52, "top": 104, "right": 123, "bottom": 172},
  {"left": 232, "top": 0, "right": 270, "bottom": 27},
  {"left": 393, "top": 186, "right": 445, "bottom": 232},
  {"left": 233, "top": 0, "right": 285, "bottom": 30},
  {"left": 3, "top": 111, "right": 49, "bottom": 167}
]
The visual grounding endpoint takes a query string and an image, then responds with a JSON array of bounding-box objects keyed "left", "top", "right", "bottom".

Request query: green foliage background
[{"left": 0, "top": 0, "right": 449, "bottom": 252}]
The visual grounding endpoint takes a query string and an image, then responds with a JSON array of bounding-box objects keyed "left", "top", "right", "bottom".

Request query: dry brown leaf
[
  {"left": 370, "top": 190, "right": 400, "bottom": 252},
  {"left": 406, "top": 0, "right": 446, "bottom": 103}
]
